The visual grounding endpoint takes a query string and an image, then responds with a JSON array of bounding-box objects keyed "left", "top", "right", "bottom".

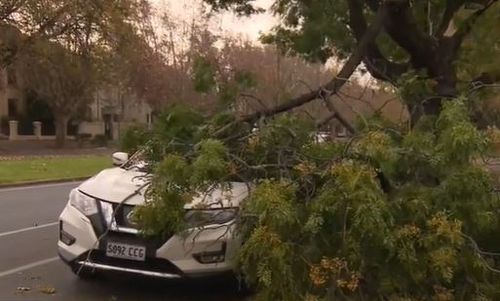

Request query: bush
[
  {"left": 76, "top": 133, "right": 92, "bottom": 148},
  {"left": 91, "top": 134, "right": 108, "bottom": 147},
  {"left": 77, "top": 133, "right": 92, "bottom": 140},
  {"left": 120, "top": 124, "right": 151, "bottom": 154}
]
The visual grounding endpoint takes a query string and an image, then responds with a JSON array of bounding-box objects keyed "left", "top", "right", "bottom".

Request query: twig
[{"left": 462, "top": 233, "right": 500, "bottom": 274}]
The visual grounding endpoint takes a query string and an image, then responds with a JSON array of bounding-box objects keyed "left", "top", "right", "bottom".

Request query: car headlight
[
  {"left": 185, "top": 208, "right": 238, "bottom": 228},
  {"left": 69, "top": 189, "right": 98, "bottom": 216}
]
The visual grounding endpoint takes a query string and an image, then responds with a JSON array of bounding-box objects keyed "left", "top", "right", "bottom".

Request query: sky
[
  {"left": 151, "top": 0, "right": 276, "bottom": 41},
  {"left": 149, "top": 0, "right": 372, "bottom": 84}
]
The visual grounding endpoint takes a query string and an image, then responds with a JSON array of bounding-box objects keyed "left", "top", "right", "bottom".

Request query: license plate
[{"left": 106, "top": 242, "right": 146, "bottom": 261}]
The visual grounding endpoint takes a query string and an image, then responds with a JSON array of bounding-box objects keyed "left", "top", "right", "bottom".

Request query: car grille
[
  {"left": 80, "top": 249, "right": 184, "bottom": 276},
  {"left": 89, "top": 200, "right": 173, "bottom": 248}
]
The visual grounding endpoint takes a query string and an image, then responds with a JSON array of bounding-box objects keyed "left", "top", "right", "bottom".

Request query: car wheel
[{"left": 70, "top": 263, "right": 99, "bottom": 280}]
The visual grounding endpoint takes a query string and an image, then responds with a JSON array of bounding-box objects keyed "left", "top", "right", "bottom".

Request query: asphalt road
[{"left": 0, "top": 182, "right": 246, "bottom": 301}]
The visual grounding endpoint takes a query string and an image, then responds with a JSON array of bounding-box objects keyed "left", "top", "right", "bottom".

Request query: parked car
[{"left": 57, "top": 152, "right": 250, "bottom": 280}]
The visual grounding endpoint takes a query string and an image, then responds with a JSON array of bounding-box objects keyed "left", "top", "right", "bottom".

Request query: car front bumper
[{"left": 58, "top": 203, "right": 239, "bottom": 279}]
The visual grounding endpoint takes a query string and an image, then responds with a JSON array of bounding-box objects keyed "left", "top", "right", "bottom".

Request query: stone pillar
[
  {"left": 8, "top": 120, "right": 18, "bottom": 140},
  {"left": 33, "top": 121, "right": 42, "bottom": 139}
]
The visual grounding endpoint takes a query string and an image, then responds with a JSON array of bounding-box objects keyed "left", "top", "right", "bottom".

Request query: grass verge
[{"left": 0, "top": 155, "right": 111, "bottom": 185}]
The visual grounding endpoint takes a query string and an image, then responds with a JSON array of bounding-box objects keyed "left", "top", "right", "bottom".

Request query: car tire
[{"left": 70, "top": 263, "right": 99, "bottom": 280}]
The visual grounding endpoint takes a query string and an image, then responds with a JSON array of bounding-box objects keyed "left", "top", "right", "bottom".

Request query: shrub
[
  {"left": 120, "top": 124, "right": 151, "bottom": 154},
  {"left": 91, "top": 134, "right": 108, "bottom": 147}
]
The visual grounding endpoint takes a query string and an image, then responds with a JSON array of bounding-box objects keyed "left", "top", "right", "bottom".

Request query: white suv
[{"left": 57, "top": 152, "right": 249, "bottom": 279}]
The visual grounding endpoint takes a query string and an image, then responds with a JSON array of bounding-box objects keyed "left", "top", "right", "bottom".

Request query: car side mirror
[{"left": 112, "top": 152, "right": 129, "bottom": 166}]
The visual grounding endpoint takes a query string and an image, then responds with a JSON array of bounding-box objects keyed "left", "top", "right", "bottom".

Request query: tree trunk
[
  {"left": 409, "top": 49, "right": 458, "bottom": 125},
  {"left": 423, "top": 39, "right": 459, "bottom": 116},
  {"left": 54, "top": 114, "right": 68, "bottom": 148}
]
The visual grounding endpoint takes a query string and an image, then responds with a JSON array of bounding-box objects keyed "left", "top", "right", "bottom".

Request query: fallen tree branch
[
  {"left": 316, "top": 112, "right": 338, "bottom": 129},
  {"left": 462, "top": 233, "right": 500, "bottom": 274},
  {"left": 320, "top": 98, "right": 356, "bottom": 134},
  {"left": 238, "top": 3, "right": 389, "bottom": 124},
  {"left": 471, "top": 70, "right": 500, "bottom": 89},
  {"left": 239, "top": 93, "right": 269, "bottom": 111}
]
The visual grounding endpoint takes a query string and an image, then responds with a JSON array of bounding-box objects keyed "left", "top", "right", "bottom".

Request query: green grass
[{"left": 0, "top": 155, "right": 111, "bottom": 185}]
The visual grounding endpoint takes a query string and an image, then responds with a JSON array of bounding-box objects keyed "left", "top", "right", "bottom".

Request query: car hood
[
  {"left": 78, "top": 167, "right": 149, "bottom": 206},
  {"left": 185, "top": 182, "right": 251, "bottom": 209},
  {"left": 78, "top": 167, "right": 250, "bottom": 207}
]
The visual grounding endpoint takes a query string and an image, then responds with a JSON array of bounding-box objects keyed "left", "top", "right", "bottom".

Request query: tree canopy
[
  {"left": 122, "top": 1, "right": 500, "bottom": 300},
  {"left": 6, "top": 1, "right": 500, "bottom": 299},
  {"left": 1, "top": 0, "right": 153, "bottom": 146},
  {"left": 0, "top": 0, "right": 150, "bottom": 65},
  {"left": 204, "top": 0, "right": 500, "bottom": 122},
  {"left": 18, "top": 39, "right": 98, "bottom": 147}
]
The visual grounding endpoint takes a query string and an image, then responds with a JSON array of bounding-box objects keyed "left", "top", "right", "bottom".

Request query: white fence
[
  {"left": 7, "top": 120, "right": 72, "bottom": 141},
  {"left": 6, "top": 120, "right": 135, "bottom": 141}
]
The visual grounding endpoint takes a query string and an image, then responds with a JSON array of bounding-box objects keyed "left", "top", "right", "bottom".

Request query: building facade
[
  {"left": 78, "top": 86, "right": 153, "bottom": 139},
  {"left": 0, "top": 67, "right": 152, "bottom": 139},
  {"left": 0, "top": 67, "right": 25, "bottom": 120}
]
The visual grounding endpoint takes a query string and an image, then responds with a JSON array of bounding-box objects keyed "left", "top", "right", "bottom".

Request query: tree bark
[
  {"left": 54, "top": 114, "right": 68, "bottom": 148},
  {"left": 347, "top": 0, "right": 408, "bottom": 84},
  {"left": 382, "top": 0, "right": 498, "bottom": 120}
]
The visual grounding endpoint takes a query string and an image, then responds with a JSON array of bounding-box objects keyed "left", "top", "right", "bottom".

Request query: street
[{"left": 0, "top": 182, "right": 246, "bottom": 301}]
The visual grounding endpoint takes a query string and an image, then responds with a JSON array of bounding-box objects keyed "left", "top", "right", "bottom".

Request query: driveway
[{"left": 0, "top": 182, "right": 246, "bottom": 301}]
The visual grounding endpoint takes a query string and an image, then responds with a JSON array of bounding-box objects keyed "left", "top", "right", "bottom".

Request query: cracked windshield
[{"left": 0, "top": 0, "right": 499, "bottom": 300}]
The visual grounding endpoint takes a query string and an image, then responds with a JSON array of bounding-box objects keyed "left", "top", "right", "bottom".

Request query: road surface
[{"left": 0, "top": 182, "right": 246, "bottom": 301}]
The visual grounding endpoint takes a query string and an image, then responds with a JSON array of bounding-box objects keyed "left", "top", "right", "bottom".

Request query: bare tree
[{"left": 116, "top": 4, "right": 400, "bottom": 127}]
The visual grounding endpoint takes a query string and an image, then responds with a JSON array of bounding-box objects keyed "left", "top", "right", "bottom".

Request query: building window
[
  {"left": 8, "top": 98, "right": 19, "bottom": 118},
  {"left": 7, "top": 67, "right": 17, "bottom": 86}
]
